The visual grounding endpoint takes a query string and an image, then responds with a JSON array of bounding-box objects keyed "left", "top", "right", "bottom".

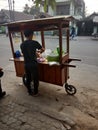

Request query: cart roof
[{"left": 5, "top": 15, "right": 73, "bottom": 32}]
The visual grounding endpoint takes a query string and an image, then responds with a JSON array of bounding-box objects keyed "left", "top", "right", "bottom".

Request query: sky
[
  {"left": 0, "top": 0, "right": 33, "bottom": 11},
  {"left": 84, "top": 0, "right": 98, "bottom": 15},
  {"left": 0, "top": 0, "right": 98, "bottom": 15}
]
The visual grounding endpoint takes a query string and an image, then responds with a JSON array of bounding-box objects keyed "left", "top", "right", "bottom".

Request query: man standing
[
  {"left": 20, "top": 29, "right": 44, "bottom": 96},
  {"left": 70, "top": 26, "right": 75, "bottom": 40}
]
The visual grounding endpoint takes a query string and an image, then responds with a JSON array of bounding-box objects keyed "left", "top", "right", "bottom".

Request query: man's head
[{"left": 24, "top": 29, "right": 34, "bottom": 38}]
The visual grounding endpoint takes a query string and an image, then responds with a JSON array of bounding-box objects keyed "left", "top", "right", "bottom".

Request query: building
[
  {"left": 77, "top": 12, "right": 98, "bottom": 36},
  {"left": 40, "top": 0, "right": 85, "bottom": 19},
  {"left": 0, "top": 9, "right": 34, "bottom": 33},
  {"left": 40, "top": 0, "right": 85, "bottom": 35},
  {"left": 0, "top": 9, "right": 33, "bottom": 24}
]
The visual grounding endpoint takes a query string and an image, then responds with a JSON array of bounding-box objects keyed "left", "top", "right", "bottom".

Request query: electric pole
[{"left": 8, "top": 0, "right": 15, "bottom": 21}]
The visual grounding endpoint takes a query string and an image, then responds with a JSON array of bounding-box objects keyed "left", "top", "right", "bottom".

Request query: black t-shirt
[{"left": 20, "top": 40, "right": 42, "bottom": 64}]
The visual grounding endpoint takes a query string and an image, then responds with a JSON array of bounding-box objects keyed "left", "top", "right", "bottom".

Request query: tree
[
  {"left": 32, "top": 0, "right": 56, "bottom": 12},
  {"left": 23, "top": 4, "right": 30, "bottom": 14},
  {"left": 30, "top": 6, "right": 40, "bottom": 16}
]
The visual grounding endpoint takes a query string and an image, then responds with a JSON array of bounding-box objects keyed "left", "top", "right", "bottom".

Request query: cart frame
[{"left": 6, "top": 16, "right": 80, "bottom": 95}]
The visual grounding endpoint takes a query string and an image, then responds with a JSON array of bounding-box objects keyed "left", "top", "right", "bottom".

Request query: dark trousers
[{"left": 25, "top": 63, "right": 39, "bottom": 94}]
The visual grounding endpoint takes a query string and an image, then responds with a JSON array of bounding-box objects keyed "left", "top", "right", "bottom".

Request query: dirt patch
[{"left": 2, "top": 63, "right": 98, "bottom": 130}]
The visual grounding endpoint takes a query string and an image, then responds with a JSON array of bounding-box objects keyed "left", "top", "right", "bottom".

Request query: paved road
[
  {"left": 0, "top": 34, "right": 98, "bottom": 68},
  {"left": 0, "top": 35, "right": 12, "bottom": 67},
  {"left": 70, "top": 37, "right": 98, "bottom": 66},
  {"left": 44, "top": 36, "right": 98, "bottom": 66}
]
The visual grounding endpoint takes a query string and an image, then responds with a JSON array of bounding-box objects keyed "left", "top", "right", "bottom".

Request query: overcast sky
[
  {"left": 0, "top": 0, "right": 98, "bottom": 15},
  {"left": 84, "top": 0, "right": 98, "bottom": 15}
]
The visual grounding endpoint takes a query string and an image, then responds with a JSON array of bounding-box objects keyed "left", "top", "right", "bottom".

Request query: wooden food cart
[{"left": 6, "top": 16, "right": 80, "bottom": 95}]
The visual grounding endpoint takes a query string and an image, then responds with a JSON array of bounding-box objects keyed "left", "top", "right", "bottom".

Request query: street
[
  {"left": 0, "top": 35, "right": 12, "bottom": 67},
  {"left": 0, "top": 34, "right": 98, "bottom": 68},
  {"left": 70, "top": 36, "right": 98, "bottom": 66}
]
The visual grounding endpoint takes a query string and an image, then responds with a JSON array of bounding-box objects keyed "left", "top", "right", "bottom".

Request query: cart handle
[
  {"left": 62, "top": 63, "right": 76, "bottom": 68},
  {"left": 68, "top": 58, "right": 81, "bottom": 63}
]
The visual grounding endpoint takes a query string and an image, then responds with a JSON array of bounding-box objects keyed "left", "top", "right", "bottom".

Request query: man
[
  {"left": 20, "top": 29, "right": 44, "bottom": 96},
  {"left": 0, "top": 67, "right": 6, "bottom": 99},
  {"left": 70, "top": 26, "right": 75, "bottom": 40}
]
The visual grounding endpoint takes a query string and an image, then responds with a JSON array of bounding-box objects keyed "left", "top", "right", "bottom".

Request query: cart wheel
[
  {"left": 65, "top": 83, "right": 77, "bottom": 95},
  {"left": 22, "top": 74, "right": 27, "bottom": 86}
]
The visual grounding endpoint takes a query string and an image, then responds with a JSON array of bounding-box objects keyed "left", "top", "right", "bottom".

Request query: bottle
[{"left": 57, "top": 46, "right": 60, "bottom": 56}]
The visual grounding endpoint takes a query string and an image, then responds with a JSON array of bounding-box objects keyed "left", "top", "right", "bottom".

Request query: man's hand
[{"left": 36, "top": 51, "right": 41, "bottom": 58}]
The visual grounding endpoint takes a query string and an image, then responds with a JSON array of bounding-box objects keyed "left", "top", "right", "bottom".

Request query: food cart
[{"left": 6, "top": 16, "right": 80, "bottom": 95}]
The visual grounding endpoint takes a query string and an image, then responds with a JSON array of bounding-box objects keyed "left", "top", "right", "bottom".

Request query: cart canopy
[{"left": 4, "top": 15, "right": 74, "bottom": 32}]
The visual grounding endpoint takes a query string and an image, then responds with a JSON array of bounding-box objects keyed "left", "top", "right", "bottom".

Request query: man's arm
[
  {"left": 36, "top": 47, "right": 45, "bottom": 58},
  {"left": 37, "top": 47, "right": 45, "bottom": 53},
  {"left": 40, "top": 47, "right": 45, "bottom": 53}
]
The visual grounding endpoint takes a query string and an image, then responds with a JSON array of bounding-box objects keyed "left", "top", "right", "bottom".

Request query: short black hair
[{"left": 24, "top": 29, "right": 34, "bottom": 37}]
